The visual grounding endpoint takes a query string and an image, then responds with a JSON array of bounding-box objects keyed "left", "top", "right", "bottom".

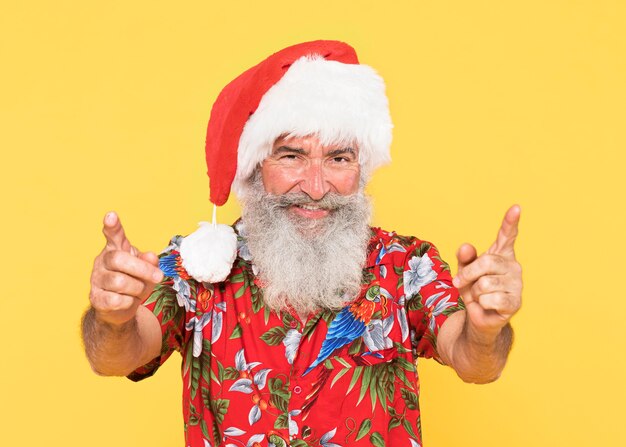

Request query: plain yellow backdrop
[{"left": 1, "top": 1, "right": 624, "bottom": 446}]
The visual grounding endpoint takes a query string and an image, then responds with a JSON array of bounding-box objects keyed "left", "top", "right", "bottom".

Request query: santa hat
[{"left": 179, "top": 40, "right": 393, "bottom": 283}]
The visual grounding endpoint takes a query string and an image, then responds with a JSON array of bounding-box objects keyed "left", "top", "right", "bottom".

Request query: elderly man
[{"left": 82, "top": 41, "right": 522, "bottom": 447}]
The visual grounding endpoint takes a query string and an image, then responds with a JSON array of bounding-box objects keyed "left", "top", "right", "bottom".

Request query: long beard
[{"left": 241, "top": 177, "right": 372, "bottom": 316}]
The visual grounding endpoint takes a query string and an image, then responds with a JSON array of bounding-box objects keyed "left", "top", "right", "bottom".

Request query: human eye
[{"left": 280, "top": 154, "right": 298, "bottom": 160}]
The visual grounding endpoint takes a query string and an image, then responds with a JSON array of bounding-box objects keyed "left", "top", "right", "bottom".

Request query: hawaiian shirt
[{"left": 128, "top": 223, "right": 465, "bottom": 447}]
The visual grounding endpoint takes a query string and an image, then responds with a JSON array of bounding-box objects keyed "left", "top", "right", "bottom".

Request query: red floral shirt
[{"left": 129, "top": 224, "right": 464, "bottom": 447}]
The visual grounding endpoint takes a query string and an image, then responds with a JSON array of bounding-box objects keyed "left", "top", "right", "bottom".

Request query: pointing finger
[
  {"left": 102, "top": 212, "right": 131, "bottom": 252},
  {"left": 103, "top": 250, "right": 163, "bottom": 283},
  {"left": 453, "top": 254, "right": 510, "bottom": 288},
  {"left": 100, "top": 270, "right": 147, "bottom": 297},
  {"left": 488, "top": 205, "right": 521, "bottom": 258}
]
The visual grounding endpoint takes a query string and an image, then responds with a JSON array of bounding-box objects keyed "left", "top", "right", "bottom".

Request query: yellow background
[{"left": 1, "top": 1, "right": 624, "bottom": 446}]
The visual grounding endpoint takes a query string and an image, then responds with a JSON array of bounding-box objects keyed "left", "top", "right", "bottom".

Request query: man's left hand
[{"left": 452, "top": 205, "right": 523, "bottom": 339}]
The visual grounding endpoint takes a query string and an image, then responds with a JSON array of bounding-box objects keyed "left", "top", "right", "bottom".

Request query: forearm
[{"left": 81, "top": 306, "right": 152, "bottom": 376}]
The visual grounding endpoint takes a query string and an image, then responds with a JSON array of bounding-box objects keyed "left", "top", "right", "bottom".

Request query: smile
[{"left": 290, "top": 204, "right": 331, "bottom": 219}]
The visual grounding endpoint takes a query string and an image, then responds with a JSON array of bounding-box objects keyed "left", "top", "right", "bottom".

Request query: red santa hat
[
  {"left": 180, "top": 40, "right": 393, "bottom": 283},
  {"left": 205, "top": 39, "right": 393, "bottom": 205}
]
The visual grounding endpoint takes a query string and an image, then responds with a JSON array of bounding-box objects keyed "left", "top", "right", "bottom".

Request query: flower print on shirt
[{"left": 403, "top": 253, "right": 437, "bottom": 298}]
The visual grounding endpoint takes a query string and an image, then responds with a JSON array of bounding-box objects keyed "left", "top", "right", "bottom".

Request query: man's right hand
[{"left": 89, "top": 212, "right": 164, "bottom": 327}]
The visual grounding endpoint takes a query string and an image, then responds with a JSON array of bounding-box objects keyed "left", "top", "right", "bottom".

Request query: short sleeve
[
  {"left": 403, "top": 240, "right": 465, "bottom": 362},
  {"left": 127, "top": 236, "right": 193, "bottom": 382}
]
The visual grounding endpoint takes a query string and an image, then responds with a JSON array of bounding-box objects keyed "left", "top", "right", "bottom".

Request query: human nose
[{"left": 300, "top": 161, "right": 330, "bottom": 200}]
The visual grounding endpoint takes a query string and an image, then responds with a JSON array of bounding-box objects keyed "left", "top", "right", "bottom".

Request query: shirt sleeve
[
  {"left": 127, "top": 236, "right": 193, "bottom": 382},
  {"left": 403, "top": 240, "right": 465, "bottom": 362}
]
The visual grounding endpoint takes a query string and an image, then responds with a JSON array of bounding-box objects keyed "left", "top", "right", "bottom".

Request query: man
[{"left": 82, "top": 41, "right": 522, "bottom": 447}]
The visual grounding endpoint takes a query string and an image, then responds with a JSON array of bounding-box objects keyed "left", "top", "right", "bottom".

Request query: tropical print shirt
[{"left": 128, "top": 223, "right": 465, "bottom": 447}]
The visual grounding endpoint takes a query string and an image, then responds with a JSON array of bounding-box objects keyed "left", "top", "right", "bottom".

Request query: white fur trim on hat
[{"left": 233, "top": 55, "right": 392, "bottom": 197}]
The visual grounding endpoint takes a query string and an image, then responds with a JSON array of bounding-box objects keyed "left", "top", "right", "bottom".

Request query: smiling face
[
  {"left": 260, "top": 134, "right": 362, "bottom": 221},
  {"left": 241, "top": 161, "right": 371, "bottom": 316}
]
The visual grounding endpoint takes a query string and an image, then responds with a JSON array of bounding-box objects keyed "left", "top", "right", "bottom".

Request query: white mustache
[{"left": 273, "top": 191, "right": 354, "bottom": 211}]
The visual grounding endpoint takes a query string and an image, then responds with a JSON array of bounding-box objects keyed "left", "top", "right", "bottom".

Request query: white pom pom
[{"left": 179, "top": 222, "right": 237, "bottom": 283}]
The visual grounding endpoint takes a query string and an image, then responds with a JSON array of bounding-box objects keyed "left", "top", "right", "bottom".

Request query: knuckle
[
  {"left": 477, "top": 276, "right": 495, "bottom": 292},
  {"left": 106, "top": 293, "right": 122, "bottom": 309},
  {"left": 476, "top": 255, "right": 489, "bottom": 269},
  {"left": 89, "top": 289, "right": 103, "bottom": 308},
  {"left": 105, "top": 250, "right": 128, "bottom": 271},
  {"left": 107, "top": 272, "right": 127, "bottom": 291},
  {"left": 110, "top": 251, "right": 126, "bottom": 270},
  {"left": 484, "top": 254, "right": 503, "bottom": 269},
  {"left": 105, "top": 293, "right": 131, "bottom": 311},
  {"left": 500, "top": 293, "right": 517, "bottom": 311},
  {"left": 495, "top": 292, "right": 508, "bottom": 308},
  {"left": 482, "top": 292, "right": 505, "bottom": 310}
]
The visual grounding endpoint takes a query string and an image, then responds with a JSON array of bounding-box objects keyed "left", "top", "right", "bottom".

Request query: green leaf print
[
  {"left": 260, "top": 326, "right": 287, "bottom": 346},
  {"left": 347, "top": 366, "right": 364, "bottom": 394},
  {"left": 348, "top": 337, "right": 363, "bottom": 355},
  {"left": 183, "top": 339, "right": 194, "bottom": 377},
  {"left": 401, "top": 388, "right": 418, "bottom": 410},
  {"left": 229, "top": 323, "right": 242, "bottom": 339},
  {"left": 355, "top": 418, "right": 372, "bottom": 441},
  {"left": 414, "top": 242, "right": 432, "bottom": 257},
  {"left": 200, "top": 419, "right": 209, "bottom": 439},
  {"left": 357, "top": 367, "right": 372, "bottom": 405},
  {"left": 331, "top": 367, "right": 350, "bottom": 388},
  {"left": 370, "top": 431, "right": 385, "bottom": 447},
  {"left": 223, "top": 366, "right": 239, "bottom": 381},
  {"left": 233, "top": 284, "right": 246, "bottom": 299},
  {"left": 402, "top": 418, "right": 418, "bottom": 439},
  {"left": 388, "top": 417, "right": 401, "bottom": 431},
  {"left": 274, "top": 413, "right": 289, "bottom": 429},
  {"left": 212, "top": 421, "right": 221, "bottom": 446},
  {"left": 210, "top": 398, "right": 230, "bottom": 425},
  {"left": 362, "top": 269, "right": 376, "bottom": 284},
  {"left": 406, "top": 293, "right": 424, "bottom": 311},
  {"left": 250, "top": 284, "right": 264, "bottom": 313},
  {"left": 229, "top": 272, "right": 245, "bottom": 283},
  {"left": 269, "top": 378, "right": 290, "bottom": 413},
  {"left": 190, "top": 356, "right": 201, "bottom": 399}
]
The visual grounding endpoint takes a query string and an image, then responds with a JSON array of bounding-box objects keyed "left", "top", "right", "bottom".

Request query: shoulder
[
  {"left": 368, "top": 226, "right": 440, "bottom": 267},
  {"left": 157, "top": 235, "right": 191, "bottom": 280}
]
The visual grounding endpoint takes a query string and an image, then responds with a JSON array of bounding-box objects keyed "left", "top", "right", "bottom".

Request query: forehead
[{"left": 272, "top": 134, "right": 358, "bottom": 154}]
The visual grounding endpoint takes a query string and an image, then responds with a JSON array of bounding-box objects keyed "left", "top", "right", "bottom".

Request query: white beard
[{"left": 240, "top": 175, "right": 372, "bottom": 317}]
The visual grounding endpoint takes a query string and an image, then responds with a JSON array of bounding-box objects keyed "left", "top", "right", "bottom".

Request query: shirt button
[{"left": 293, "top": 385, "right": 302, "bottom": 394}]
